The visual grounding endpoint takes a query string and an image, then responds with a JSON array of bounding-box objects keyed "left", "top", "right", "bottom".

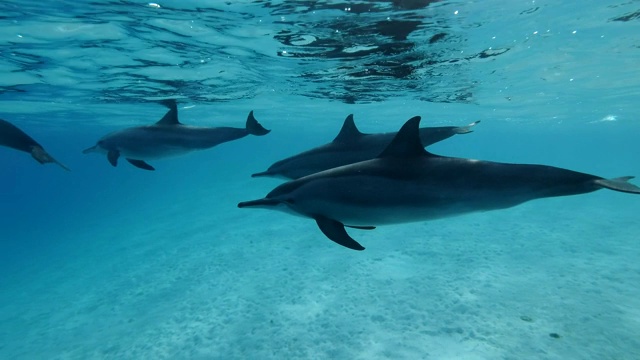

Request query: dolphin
[
  {"left": 0, "top": 118, "right": 70, "bottom": 171},
  {"left": 83, "top": 100, "right": 270, "bottom": 170},
  {"left": 239, "top": 116, "right": 640, "bottom": 251},
  {"left": 251, "top": 114, "right": 479, "bottom": 179}
]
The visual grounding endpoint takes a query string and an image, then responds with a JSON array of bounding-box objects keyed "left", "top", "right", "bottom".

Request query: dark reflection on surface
[{"left": 0, "top": 0, "right": 510, "bottom": 105}]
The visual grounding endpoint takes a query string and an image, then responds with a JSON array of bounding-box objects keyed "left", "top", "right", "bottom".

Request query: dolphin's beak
[
  {"left": 238, "top": 198, "right": 282, "bottom": 208},
  {"left": 251, "top": 171, "right": 273, "bottom": 178},
  {"left": 82, "top": 145, "right": 98, "bottom": 154}
]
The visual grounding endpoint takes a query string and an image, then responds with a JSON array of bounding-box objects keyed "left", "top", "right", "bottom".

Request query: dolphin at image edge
[
  {"left": 251, "top": 114, "right": 479, "bottom": 179},
  {"left": 238, "top": 116, "right": 640, "bottom": 251},
  {"left": 82, "top": 100, "right": 270, "bottom": 170},
  {"left": 0, "top": 118, "right": 70, "bottom": 171}
]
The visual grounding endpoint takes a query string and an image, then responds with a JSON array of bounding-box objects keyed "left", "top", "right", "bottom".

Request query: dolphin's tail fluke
[
  {"left": 595, "top": 176, "right": 640, "bottom": 194},
  {"left": 246, "top": 111, "right": 271, "bottom": 136},
  {"left": 454, "top": 120, "right": 481, "bottom": 134},
  {"left": 53, "top": 158, "right": 71, "bottom": 171},
  {"left": 31, "top": 146, "right": 70, "bottom": 171}
]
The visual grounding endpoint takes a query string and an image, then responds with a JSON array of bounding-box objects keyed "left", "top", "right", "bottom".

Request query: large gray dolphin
[
  {"left": 0, "top": 118, "right": 69, "bottom": 171},
  {"left": 252, "top": 114, "right": 479, "bottom": 179},
  {"left": 239, "top": 116, "right": 640, "bottom": 251},
  {"left": 83, "top": 100, "right": 270, "bottom": 170}
]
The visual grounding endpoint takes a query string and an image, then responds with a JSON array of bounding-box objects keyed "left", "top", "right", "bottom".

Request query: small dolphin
[
  {"left": 239, "top": 116, "right": 640, "bottom": 251},
  {"left": 83, "top": 100, "right": 270, "bottom": 170},
  {"left": 252, "top": 114, "right": 479, "bottom": 179},
  {"left": 0, "top": 118, "right": 70, "bottom": 171}
]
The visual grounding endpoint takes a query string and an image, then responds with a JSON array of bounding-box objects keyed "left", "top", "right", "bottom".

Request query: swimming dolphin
[
  {"left": 251, "top": 114, "right": 479, "bottom": 179},
  {"left": 0, "top": 118, "right": 70, "bottom": 171},
  {"left": 239, "top": 116, "right": 640, "bottom": 251},
  {"left": 83, "top": 100, "right": 270, "bottom": 170}
]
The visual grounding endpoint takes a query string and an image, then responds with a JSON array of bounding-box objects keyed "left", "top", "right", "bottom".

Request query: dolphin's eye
[{"left": 285, "top": 198, "right": 295, "bottom": 204}]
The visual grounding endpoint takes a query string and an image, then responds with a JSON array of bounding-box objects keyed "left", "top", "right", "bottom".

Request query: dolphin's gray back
[
  {"left": 158, "top": 125, "right": 249, "bottom": 148},
  {"left": 264, "top": 136, "right": 382, "bottom": 179},
  {"left": 271, "top": 156, "right": 603, "bottom": 225},
  {"left": 260, "top": 126, "right": 474, "bottom": 179},
  {"left": 262, "top": 134, "right": 400, "bottom": 179},
  {"left": 100, "top": 125, "right": 249, "bottom": 158}
]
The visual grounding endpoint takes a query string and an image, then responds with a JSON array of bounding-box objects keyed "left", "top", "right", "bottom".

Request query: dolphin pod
[
  {"left": 3, "top": 102, "right": 639, "bottom": 252},
  {"left": 82, "top": 100, "right": 270, "bottom": 170},
  {"left": 239, "top": 116, "right": 640, "bottom": 251},
  {"left": 252, "top": 114, "right": 480, "bottom": 179},
  {"left": 0, "top": 118, "right": 69, "bottom": 171}
]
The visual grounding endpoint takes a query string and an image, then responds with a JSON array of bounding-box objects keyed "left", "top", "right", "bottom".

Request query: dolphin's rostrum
[{"left": 239, "top": 116, "right": 640, "bottom": 251}]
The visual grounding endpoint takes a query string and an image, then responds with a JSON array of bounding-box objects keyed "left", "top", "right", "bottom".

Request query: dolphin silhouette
[
  {"left": 239, "top": 116, "right": 640, "bottom": 251},
  {"left": 83, "top": 100, "right": 270, "bottom": 170},
  {"left": 251, "top": 114, "right": 479, "bottom": 179},
  {"left": 0, "top": 118, "right": 69, "bottom": 171}
]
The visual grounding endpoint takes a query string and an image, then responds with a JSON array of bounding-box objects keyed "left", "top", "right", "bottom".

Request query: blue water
[{"left": 1, "top": 0, "right": 640, "bottom": 359}]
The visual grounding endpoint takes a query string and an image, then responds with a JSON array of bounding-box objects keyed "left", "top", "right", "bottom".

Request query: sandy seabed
[{"left": 1, "top": 170, "right": 638, "bottom": 360}]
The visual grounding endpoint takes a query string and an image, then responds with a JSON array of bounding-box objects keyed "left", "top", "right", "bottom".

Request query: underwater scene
[{"left": 1, "top": 0, "right": 640, "bottom": 359}]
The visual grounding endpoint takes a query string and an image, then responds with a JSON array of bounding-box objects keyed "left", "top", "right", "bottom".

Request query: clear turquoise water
[{"left": 1, "top": 1, "right": 639, "bottom": 359}]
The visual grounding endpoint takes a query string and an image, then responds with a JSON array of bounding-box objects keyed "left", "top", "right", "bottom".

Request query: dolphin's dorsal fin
[
  {"left": 156, "top": 99, "right": 181, "bottom": 125},
  {"left": 332, "top": 114, "right": 364, "bottom": 143},
  {"left": 377, "top": 116, "right": 431, "bottom": 158}
]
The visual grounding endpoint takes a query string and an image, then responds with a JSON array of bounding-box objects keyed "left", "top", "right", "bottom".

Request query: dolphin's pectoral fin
[
  {"left": 107, "top": 150, "right": 120, "bottom": 167},
  {"left": 345, "top": 225, "right": 376, "bottom": 230},
  {"left": 127, "top": 159, "right": 155, "bottom": 171},
  {"left": 315, "top": 216, "right": 365, "bottom": 251}
]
